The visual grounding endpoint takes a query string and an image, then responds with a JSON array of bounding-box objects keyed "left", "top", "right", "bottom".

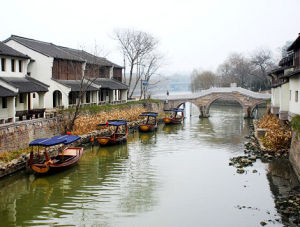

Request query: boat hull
[
  {"left": 30, "top": 147, "right": 83, "bottom": 175},
  {"left": 163, "top": 117, "right": 183, "bottom": 124},
  {"left": 96, "top": 136, "right": 127, "bottom": 146},
  {"left": 139, "top": 124, "right": 157, "bottom": 132}
]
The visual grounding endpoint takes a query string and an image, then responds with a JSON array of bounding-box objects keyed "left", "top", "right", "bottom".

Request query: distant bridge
[{"left": 152, "top": 87, "right": 270, "bottom": 118}]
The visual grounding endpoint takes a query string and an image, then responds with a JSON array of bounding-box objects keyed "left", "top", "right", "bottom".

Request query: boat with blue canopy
[
  {"left": 29, "top": 135, "right": 83, "bottom": 175},
  {"left": 163, "top": 108, "right": 184, "bottom": 124},
  {"left": 138, "top": 112, "right": 158, "bottom": 132},
  {"left": 95, "top": 120, "right": 128, "bottom": 146}
]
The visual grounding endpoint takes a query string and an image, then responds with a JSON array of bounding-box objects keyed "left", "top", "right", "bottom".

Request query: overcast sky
[{"left": 1, "top": 0, "right": 300, "bottom": 76}]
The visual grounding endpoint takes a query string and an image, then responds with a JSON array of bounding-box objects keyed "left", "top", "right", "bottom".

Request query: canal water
[{"left": 0, "top": 105, "right": 297, "bottom": 226}]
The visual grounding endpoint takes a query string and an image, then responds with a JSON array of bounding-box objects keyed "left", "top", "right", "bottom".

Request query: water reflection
[
  {"left": 0, "top": 105, "right": 296, "bottom": 227},
  {"left": 162, "top": 124, "right": 184, "bottom": 134},
  {"left": 139, "top": 132, "right": 157, "bottom": 145},
  {"left": 267, "top": 160, "right": 300, "bottom": 197}
]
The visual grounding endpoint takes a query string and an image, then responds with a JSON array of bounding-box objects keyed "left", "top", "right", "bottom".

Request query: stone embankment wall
[
  {"left": 0, "top": 120, "right": 142, "bottom": 178},
  {"left": 0, "top": 102, "right": 164, "bottom": 178},
  {"left": 289, "top": 131, "right": 300, "bottom": 181},
  {"left": 0, "top": 118, "right": 61, "bottom": 154},
  {"left": 0, "top": 102, "right": 163, "bottom": 154}
]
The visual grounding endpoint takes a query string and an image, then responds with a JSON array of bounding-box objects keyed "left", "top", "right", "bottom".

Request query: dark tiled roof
[
  {"left": 287, "top": 34, "right": 300, "bottom": 51},
  {"left": 279, "top": 53, "right": 294, "bottom": 67},
  {"left": 0, "top": 85, "right": 17, "bottom": 97},
  {"left": 5, "top": 35, "right": 84, "bottom": 62},
  {"left": 59, "top": 47, "right": 113, "bottom": 67},
  {"left": 92, "top": 78, "right": 128, "bottom": 90},
  {"left": 0, "top": 76, "right": 49, "bottom": 93},
  {"left": 0, "top": 41, "right": 30, "bottom": 59},
  {"left": 5, "top": 35, "right": 123, "bottom": 68},
  {"left": 280, "top": 68, "right": 300, "bottom": 79},
  {"left": 268, "top": 66, "right": 294, "bottom": 75},
  {"left": 55, "top": 80, "right": 99, "bottom": 92}
]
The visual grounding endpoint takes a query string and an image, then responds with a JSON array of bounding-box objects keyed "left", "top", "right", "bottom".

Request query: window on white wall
[
  {"left": 11, "top": 59, "right": 15, "bottom": 72},
  {"left": 296, "top": 91, "right": 299, "bottom": 103},
  {"left": 20, "top": 94, "right": 24, "bottom": 103},
  {"left": 1, "top": 58, "right": 5, "bottom": 71},
  {"left": 2, "top": 97, "right": 7, "bottom": 108},
  {"left": 18, "top": 60, "right": 22, "bottom": 72}
]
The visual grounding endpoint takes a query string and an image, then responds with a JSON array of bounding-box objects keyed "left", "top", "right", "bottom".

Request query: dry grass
[
  {"left": 71, "top": 106, "right": 146, "bottom": 135},
  {"left": 0, "top": 146, "right": 39, "bottom": 163},
  {"left": 259, "top": 114, "right": 292, "bottom": 150},
  {"left": 0, "top": 106, "right": 146, "bottom": 163}
]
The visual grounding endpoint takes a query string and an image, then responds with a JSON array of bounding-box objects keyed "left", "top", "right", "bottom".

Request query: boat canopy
[
  {"left": 108, "top": 119, "right": 128, "bottom": 122},
  {"left": 98, "top": 121, "right": 127, "bottom": 126},
  {"left": 139, "top": 112, "right": 158, "bottom": 117},
  {"left": 29, "top": 135, "right": 81, "bottom": 147}
]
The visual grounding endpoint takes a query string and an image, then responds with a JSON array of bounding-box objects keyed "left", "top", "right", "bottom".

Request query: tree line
[{"left": 191, "top": 48, "right": 279, "bottom": 92}]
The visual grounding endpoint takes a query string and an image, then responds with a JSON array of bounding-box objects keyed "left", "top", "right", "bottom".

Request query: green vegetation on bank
[
  {"left": 60, "top": 99, "right": 161, "bottom": 115},
  {"left": 291, "top": 115, "right": 300, "bottom": 133}
]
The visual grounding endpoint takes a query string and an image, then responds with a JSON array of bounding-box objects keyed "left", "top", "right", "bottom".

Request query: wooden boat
[
  {"left": 163, "top": 108, "right": 184, "bottom": 124},
  {"left": 139, "top": 112, "right": 158, "bottom": 132},
  {"left": 29, "top": 135, "right": 83, "bottom": 175},
  {"left": 95, "top": 120, "right": 128, "bottom": 146}
]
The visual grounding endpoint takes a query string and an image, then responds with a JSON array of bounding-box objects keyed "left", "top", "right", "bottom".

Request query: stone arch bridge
[{"left": 153, "top": 87, "right": 270, "bottom": 118}]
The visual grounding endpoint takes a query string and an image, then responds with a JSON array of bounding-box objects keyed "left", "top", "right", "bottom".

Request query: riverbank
[
  {"left": 0, "top": 119, "right": 146, "bottom": 178},
  {"left": 229, "top": 116, "right": 300, "bottom": 226},
  {"left": 0, "top": 100, "right": 164, "bottom": 178}
]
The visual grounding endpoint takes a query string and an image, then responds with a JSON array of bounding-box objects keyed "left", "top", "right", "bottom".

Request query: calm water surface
[{"left": 0, "top": 106, "right": 296, "bottom": 226}]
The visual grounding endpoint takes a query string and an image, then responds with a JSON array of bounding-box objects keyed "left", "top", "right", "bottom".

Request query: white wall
[
  {"left": 271, "top": 87, "right": 280, "bottom": 108},
  {"left": 121, "top": 90, "right": 127, "bottom": 101},
  {"left": 15, "top": 94, "right": 27, "bottom": 111},
  {"left": 0, "top": 97, "right": 15, "bottom": 120},
  {"left": 279, "top": 82, "right": 290, "bottom": 112},
  {"left": 5, "top": 40, "right": 71, "bottom": 109},
  {"left": 0, "top": 56, "right": 28, "bottom": 77},
  {"left": 289, "top": 75, "right": 300, "bottom": 115}
]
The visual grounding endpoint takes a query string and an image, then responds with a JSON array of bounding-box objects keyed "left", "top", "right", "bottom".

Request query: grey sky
[{"left": 1, "top": 0, "right": 300, "bottom": 75}]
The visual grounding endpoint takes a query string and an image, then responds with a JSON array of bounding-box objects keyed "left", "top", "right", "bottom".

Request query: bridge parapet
[{"left": 155, "top": 87, "right": 270, "bottom": 118}]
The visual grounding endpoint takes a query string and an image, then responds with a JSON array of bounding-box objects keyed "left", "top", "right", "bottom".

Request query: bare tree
[
  {"left": 113, "top": 29, "right": 159, "bottom": 99},
  {"left": 216, "top": 50, "right": 276, "bottom": 91},
  {"left": 250, "top": 48, "right": 276, "bottom": 90},
  {"left": 138, "top": 52, "right": 164, "bottom": 99},
  {"left": 65, "top": 46, "right": 107, "bottom": 132},
  {"left": 190, "top": 70, "right": 217, "bottom": 91}
]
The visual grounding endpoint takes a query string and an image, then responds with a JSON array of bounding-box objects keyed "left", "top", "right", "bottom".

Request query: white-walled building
[
  {"left": 0, "top": 42, "right": 48, "bottom": 123},
  {"left": 4, "top": 35, "right": 127, "bottom": 110},
  {"left": 268, "top": 33, "right": 300, "bottom": 120}
]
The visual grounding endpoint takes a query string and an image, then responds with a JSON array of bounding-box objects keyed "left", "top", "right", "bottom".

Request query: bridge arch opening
[
  {"left": 205, "top": 96, "right": 244, "bottom": 118},
  {"left": 250, "top": 102, "right": 267, "bottom": 119}
]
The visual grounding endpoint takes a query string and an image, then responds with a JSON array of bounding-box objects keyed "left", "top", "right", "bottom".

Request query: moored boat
[
  {"left": 139, "top": 112, "right": 158, "bottom": 132},
  {"left": 95, "top": 120, "right": 128, "bottom": 146},
  {"left": 29, "top": 135, "right": 83, "bottom": 175},
  {"left": 163, "top": 108, "right": 184, "bottom": 124}
]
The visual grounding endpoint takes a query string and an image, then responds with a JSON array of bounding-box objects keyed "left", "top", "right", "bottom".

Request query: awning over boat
[
  {"left": 98, "top": 121, "right": 127, "bottom": 126},
  {"left": 108, "top": 119, "right": 128, "bottom": 122},
  {"left": 139, "top": 112, "right": 158, "bottom": 117},
  {"left": 29, "top": 135, "right": 81, "bottom": 146}
]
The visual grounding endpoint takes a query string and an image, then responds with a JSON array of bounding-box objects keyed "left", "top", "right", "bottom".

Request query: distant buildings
[
  {"left": 268, "top": 33, "right": 300, "bottom": 120},
  {"left": 0, "top": 35, "right": 128, "bottom": 124}
]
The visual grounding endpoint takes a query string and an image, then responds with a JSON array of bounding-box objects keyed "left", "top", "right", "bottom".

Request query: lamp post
[
  {"left": 166, "top": 90, "right": 169, "bottom": 104},
  {"left": 141, "top": 80, "right": 148, "bottom": 100}
]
